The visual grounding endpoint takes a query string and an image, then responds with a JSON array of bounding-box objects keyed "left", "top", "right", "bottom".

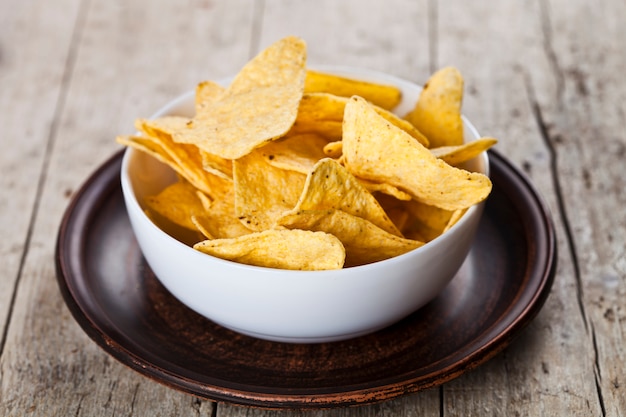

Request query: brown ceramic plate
[{"left": 55, "top": 149, "right": 556, "bottom": 409}]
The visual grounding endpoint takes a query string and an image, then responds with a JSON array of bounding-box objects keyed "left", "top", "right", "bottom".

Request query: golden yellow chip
[
  {"left": 430, "top": 137, "right": 497, "bottom": 166},
  {"left": 173, "top": 36, "right": 307, "bottom": 159},
  {"left": 289, "top": 93, "right": 428, "bottom": 146},
  {"left": 284, "top": 158, "right": 402, "bottom": 236},
  {"left": 116, "top": 132, "right": 229, "bottom": 199},
  {"left": 278, "top": 209, "right": 422, "bottom": 267},
  {"left": 135, "top": 117, "right": 231, "bottom": 197},
  {"left": 401, "top": 200, "right": 455, "bottom": 242},
  {"left": 199, "top": 150, "right": 233, "bottom": 181},
  {"left": 357, "top": 178, "right": 412, "bottom": 201},
  {"left": 373, "top": 193, "right": 412, "bottom": 231},
  {"left": 144, "top": 181, "right": 208, "bottom": 231},
  {"left": 258, "top": 133, "right": 328, "bottom": 174},
  {"left": 305, "top": 69, "right": 402, "bottom": 110},
  {"left": 195, "top": 80, "right": 226, "bottom": 118},
  {"left": 191, "top": 187, "right": 253, "bottom": 239},
  {"left": 287, "top": 93, "right": 344, "bottom": 140},
  {"left": 444, "top": 208, "right": 467, "bottom": 232},
  {"left": 116, "top": 135, "right": 176, "bottom": 167},
  {"left": 193, "top": 229, "right": 346, "bottom": 270},
  {"left": 343, "top": 96, "right": 491, "bottom": 211},
  {"left": 322, "top": 141, "right": 343, "bottom": 158},
  {"left": 233, "top": 150, "right": 306, "bottom": 231},
  {"left": 404, "top": 66, "right": 464, "bottom": 148}
]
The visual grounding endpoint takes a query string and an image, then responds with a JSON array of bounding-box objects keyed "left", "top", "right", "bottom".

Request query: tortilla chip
[
  {"left": 191, "top": 187, "right": 253, "bottom": 239},
  {"left": 401, "top": 200, "right": 455, "bottom": 242},
  {"left": 305, "top": 69, "right": 402, "bottom": 110},
  {"left": 195, "top": 80, "right": 226, "bottom": 118},
  {"left": 233, "top": 150, "right": 306, "bottom": 231},
  {"left": 430, "top": 137, "right": 497, "bottom": 166},
  {"left": 258, "top": 133, "right": 328, "bottom": 174},
  {"left": 193, "top": 229, "right": 346, "bottom": 270},
  {"left": 285, "top": 158, "right": 402, "bottom": 236},
  {"left": 173, "top": 36, "right": 307, "bottom": 159},
  {"left": 199, "top": 150, "right": 233, "bottom": 181},
  {"left": 144, "top": 180, "right": 208, "bottom": 231},
  {"left": 289, "top": 93, "right": 429, "bottom": 146},
  {"left": 322, "top": 141, "right": 343, "bottom": 158},
  {"left": 278, "top": 209, "right": 422, "bottom": 267},
  {"left": 404, "top": 66, "right": 464, "bottom": 148},
  {"left": 342, "top": 96, "right": 492, "bottom": 210}
]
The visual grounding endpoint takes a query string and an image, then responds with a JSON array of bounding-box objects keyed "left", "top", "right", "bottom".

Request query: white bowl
[{"left": 120, "top": 68, "right": 489, "bottom": 343}]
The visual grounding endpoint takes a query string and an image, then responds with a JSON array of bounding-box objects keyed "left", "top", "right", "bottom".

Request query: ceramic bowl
[{"left": 120, "top": 67, "right": 489, "bottom": 343}]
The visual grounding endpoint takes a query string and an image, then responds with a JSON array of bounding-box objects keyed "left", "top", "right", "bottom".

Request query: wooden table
[{"left": 1, "top": 0, "right": 624, "bottom": 415}]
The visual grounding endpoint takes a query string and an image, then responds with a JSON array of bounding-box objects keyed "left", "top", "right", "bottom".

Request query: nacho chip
[
  {"left": 357, "top": 178, "right": 412, "bottom": 201},
  {"left": 373, "top": 193, "right": 412, "bottom": 231},
  {"left": 193, "top": 229, "right": 346, "bottom": 270},
  {"left": 191, "top": 187, "right": 253, "bottom": 239},
  {"left": 289, "top": 93, "right": 428, "bottom": 146},
  {"left": 444, "top": 208, "right": 467, "bottom": 232},
  {"left": 116, "top": 132, "right": 229, "bottom": 199},
  {"left": 287, "top": 93, "right": 345, "bottom": 140},
  {"left": 305, "top": 69, "right": 402, "bottom": 110},
  {"left": 173, "top": 36, "right": 307, "bottom": 159},
  {"left": 285, "top": 158, "right": 402, "bottom": 236},
  {"left": 404, "top": 66, "right": 464, "bottom": 148},
  {"left": 144, "top": 181, "right": 208, "bottom": 231},
  {"left": 116, "top": 135, "right": 176, "bottom": 167},
  {"left": 233, "top": 150, "right": 306, "bottom": 231},
  {"left": 258, "top": 133, "right": 328, "bottom": 174},
  {"left": 134, "top": 117, "right": 231, "bottom": 196},
  {"left": 322, "top": 141, "right": 343, "bottom": 158},
  {"left": 200, "top": 150, "right": 233, "bottom": 180},
  {"left": 430, "top": 137, "right": 497, "bottom": 166},
  {"left": 195, "top": 80, "right": 226, "bottom": 118},
  {"left": 343, "top": 96, "right": 491, "bottom": 211},
  {"left": 278, "top": 209, "right": 422, "bottom": 267},
  {"left": 401, "top": 200, "right": 455, "bottom": 242}
]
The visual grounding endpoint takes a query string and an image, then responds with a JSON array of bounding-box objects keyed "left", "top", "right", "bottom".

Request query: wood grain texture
[
  {"left": 1, "top": 0, "right": 253, "bottom": 415},
  {"left": 0, "top": 0, "right": 82, "bottom": 346},
  {"left": 1, "top": 0, "right": 624, "bottom": 415},
  {"left": 435, "top": 1, "right": 626, "bottom": 415}
]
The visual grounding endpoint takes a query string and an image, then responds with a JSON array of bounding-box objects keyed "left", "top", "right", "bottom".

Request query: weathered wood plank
[
  {"left": 0, "top": 0, "right": 81, "bottom": 346},
  {"left": 534, "top": 0, "right": 626, "bottom": 415},
  {"left": 0, "top": 0, "right": 255, "bottom": 415},
  {"left": 436, "top": 0, "right": 624, "bottom": 415},
  {"left": 257, "top": 0, "right": 432, "bottom": 83}
]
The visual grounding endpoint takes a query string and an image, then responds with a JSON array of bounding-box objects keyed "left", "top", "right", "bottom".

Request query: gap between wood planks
[{"left": 521, "top": 1, "right": 605, "bottom": 415}]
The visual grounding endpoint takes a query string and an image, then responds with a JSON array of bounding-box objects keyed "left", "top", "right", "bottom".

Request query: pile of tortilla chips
[{"left": 117, "top": 36, "right": 497, "bottom": 270}]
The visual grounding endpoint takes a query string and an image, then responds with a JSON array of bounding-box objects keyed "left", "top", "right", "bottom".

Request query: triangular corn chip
[
  {"left": 404, "top": 66, "right": 464, "bottom": 147},
  {"left": 285, "top": 158, "right": 402, "bottom": 236},
  {"left": 343, "top": 96, "right": 491, "bottom": 210},
  {"left": 173, "top": 36, "right": 307, "bottom": 159},
  {"left": 257, "top": 133, "right": 328, "bottom": 174},
  {"left": 233, "top": 149, "right": 306, "bottom": 231},
  {"left": 305, "top": 69, "right": 402, "bottom": 110},
  {"left": 278, "top": 209, "right": 422, "bottom": 267},
  {"left": 430, "top": 137, "right": 497, "bottom": 166},
  {"left": 194, "top": 229, "right": 345, "bottom": 270}
]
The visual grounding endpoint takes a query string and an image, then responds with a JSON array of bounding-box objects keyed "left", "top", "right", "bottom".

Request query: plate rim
[{"left": 55, "top": 148, "right": 557, "bottom": 409}]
